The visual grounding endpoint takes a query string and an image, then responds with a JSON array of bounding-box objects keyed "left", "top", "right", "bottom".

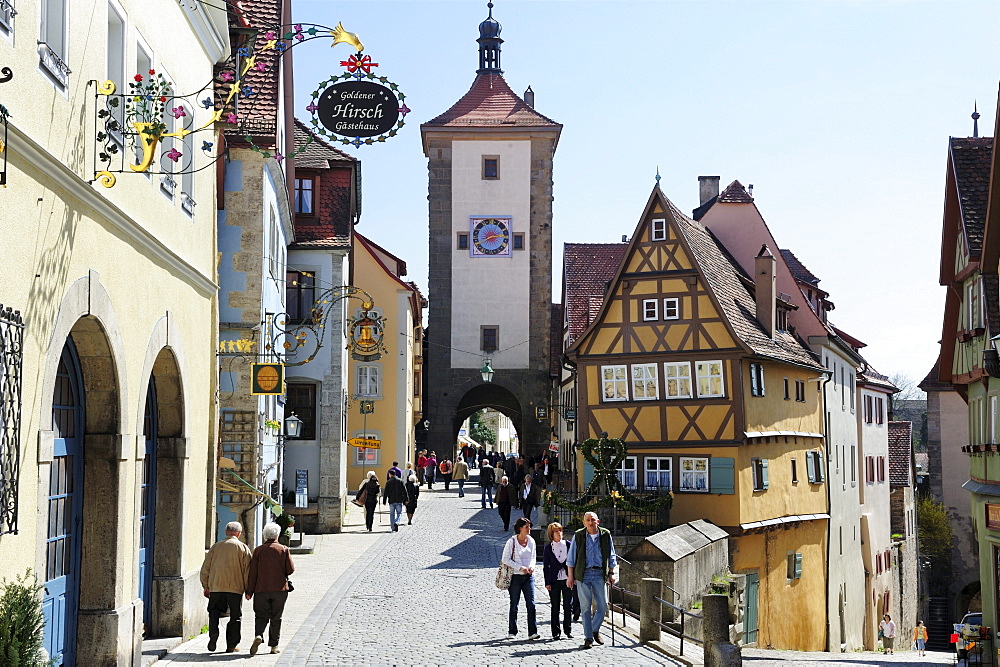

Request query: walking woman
[
  {"left": 404, "top": 473, "right": 420, "bottom": 525},
  {"left": 502, "top": 517, "right": 539, "bottom": 640},
  {"left": 542, "top": 522, "right": 573, "bottom": 640},
  {"left": 439, "top": 456, "right": 454, "bottom": 490},
  {"left": 424, "top": 451, "right": 438, "bottom": 490},
  {"left": 879, "top": 613, "right": 896, "bottom": 655},
  {"left": 359, "top": 471, "right": 380, "bottom": 532},
  {"left": 496, "top": 475, "right": 513, "bottom": 531},
  {"left": 912, "top": 619, "right": 927, "bottom": 657}
]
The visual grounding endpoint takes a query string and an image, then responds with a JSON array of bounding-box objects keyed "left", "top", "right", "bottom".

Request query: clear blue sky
[{"left": 292, "top": 0, "right": 1000, "bottom": 385}]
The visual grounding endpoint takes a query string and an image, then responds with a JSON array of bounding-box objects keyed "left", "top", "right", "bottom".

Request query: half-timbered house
[{"left": 566, "top": 185, "right": 829, "bottom": 650}]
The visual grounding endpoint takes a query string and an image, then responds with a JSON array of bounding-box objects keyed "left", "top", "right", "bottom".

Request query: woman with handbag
[
  {"left": 246, "top": 522, "right": 295, "bottom": 655},
  {"left": 502, "top": 517, "right": 539, "bottom": 640},
  {"left": 542, "top": 522, "right": 573, "bottom": 640},
  {"left": 496, "top": 475, "right": 513, "bottom": 531},
  {"left": 359, "top": 471, "right": 380, "bottom": 532},
  {"left": 404, "top": 473, "right": 420, "bottom": 525}
]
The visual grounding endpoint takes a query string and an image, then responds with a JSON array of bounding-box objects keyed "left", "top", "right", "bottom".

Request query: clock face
[{"left": 471, "top": 217, "right": 511, "bottom": 257}]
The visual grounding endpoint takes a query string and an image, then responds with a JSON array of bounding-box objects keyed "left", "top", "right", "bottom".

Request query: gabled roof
[
  {"left": 718, "top": 180, "right": 754, "bottom": 203},
  {"left": 294, "top": 118, "right": 355, "bottom": 168},
  {"left": 887, "top": 421, "right": 913, "bottom": 487},
  {"left": 422, "top": 73, "right": 561, "bottom": 129},
  {"left": 780, "top": 249, "right": 820, "bottom": 286},
  {"left": 950, "top": 137, "right": 993, "bottom": 257},
  {"left": 857, "top": 360, "right": 898, "bottom": 392},
  {"left": 918, "top": 355, "right": 951, "bottom": 390},
  {"left": 562, "top": 243, "right": 628, "bottom": 345}
]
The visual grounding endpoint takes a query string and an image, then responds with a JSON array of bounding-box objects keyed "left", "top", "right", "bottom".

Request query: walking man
[
  {"left": 453, "top": 455, "right": 470, "bottom": 497},
  {"left": 388, "top": 460, "right": 403, "bottom": 482},
  {"left": 566, "top": 512, "right": 618, "bottom": 649},
  {"left": 519, "top": 473, "right": 541, "bottom": 523},
  {"left": 382, "top": 469, "right": 408, "bottom": 531},
  {"left": 247, "top": 522, "right": 295, "bottom": 656},
  {"left": 479, "top": 458, "right": 496, "bottom": 508},
  {"left": 201, "top": 521, "right": 253, "bottom": 653}
]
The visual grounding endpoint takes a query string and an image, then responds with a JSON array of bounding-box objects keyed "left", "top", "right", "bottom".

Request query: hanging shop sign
[
  {"left": 347, "top": 310, "right": 387, "bottom": 361},
  {"left": 251, "top": 362, "right": 284, "bottom": 395},
  {"left": 987, "top": 503, "right": 1000, "bottom": 530}
]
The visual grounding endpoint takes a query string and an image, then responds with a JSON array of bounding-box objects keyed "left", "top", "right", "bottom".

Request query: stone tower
[{"left": 420, "top": 3, "right": 561, "bottom": 458}]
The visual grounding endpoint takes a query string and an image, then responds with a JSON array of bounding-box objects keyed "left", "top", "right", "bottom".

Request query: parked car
[{"left": 955, "top": 612, "right": 983, "bottom": 659}]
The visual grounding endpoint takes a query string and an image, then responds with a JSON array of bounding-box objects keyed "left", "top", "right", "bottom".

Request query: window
[
  {"left": 849, "top": 372, "right": 856, "bottom": 414},
  {"left": 749, "top": 363, "right": 765, "bottom": 397},
  {"left": 651, "top": 218, "right": 666, "bottom": 241},
  {"left": 791, "top": 458, "right": 798, "bottom": 483},
  {"left": 696, "top": 360, "right": 724, "bottom": 398},
  {"left": 631, "top": 363, "right": 658, "bottom": 400},
  {"left": 0, "top": 0, "right": 14, "bottom": 35},
  {"left": 179, "top": 106, "right": 196, "bottom": 214},
  {"left": 795, "top": 379, "right": 806, "bottom": 402},
  {"left": 601, "top": 365, "right": 628, "bottom": 401},
  {"left": 134, "top": 41, "right": 152, "bottom": 174},
  {"left": 617, "top": 456, "right": 637, "bottom": 489},
  {"left": 643, "top": 299, "right": 658, "bottom": 321},
  {"left": 679, "top": 456, "right": 709, "bottom": 492},
  {"left": 806, "top": 450, "right": 825, "bottom": 484},
  {"left": 968, "top": 279, "right": 983, "bottom": 330},
  {"left": 0, "top": 307, "right": 23, "bottom": 534},
  {"left": 481, "top": 326, "right": 498, "bottom": 352},
  {"left": 40, "top": 0, "right": 69, "bottom": 86},
  {"left": 354, "top": 437, "right": 380, "bottom": 465},
  {"left": 294, "top": 177, "right": 314, "bottom": 215},
  {"left": 787, "top": 552, "right": 803, "bottom": 580},
  {"left": 991, "top": 395, "right": 998, "bottom": 443},
  {"left": 664, "top": 362, "right": 692, "bottom": 399},
  {"left": 106, "top": 3, "right": 125, "bottom": 138},
  {"left": 875, "top": 397, "right": 884, "bottom": 425},
  {"left": 864, "top": 395, "right": 873, "bottom": 423},
  {"left": 783, "top": 377, "right": 790, "bottom": 400},
  {"left": 286, "top": 383, "right": 316, "bottom": 439},
  {"left": 877, "top": 456, "right": 885, "bottom": 482},
  {"left": 159, "top": 76, "right": 178, "bottom": 198},
  {"left": 356, "top": 365, "right": 381, "bottom": 397},
  {"left": 482, "top": 156, "right": 499, "bottom": 180},
  {"left": 850, "top": 443, "right": 856, "bottom": 485},
  {"left": 663, "top": 297, "right": 680, "bottom": 320},
  {"left": 776, "top": 307, "right": 788, "bottom": 331},
  {"left": 413, "top": 371, "right": 420, "bottom": 397},
  {"left": 865, "top": 456, "right": 875, "bottom": 484},
  {"left": 645, "top": 457, "right": 671, "bottom": 490},
  {"left": 513, "top": 233, "right": 525, "bottom": 250},
  {"left": 457, "top": 233, "right": 469, "bottom": 250},
  {"left": 751, "top": 457, "right": 769, "bottom": 491},
  {"left": 286, "top": 270, "right": 316, "bottom": 323}
]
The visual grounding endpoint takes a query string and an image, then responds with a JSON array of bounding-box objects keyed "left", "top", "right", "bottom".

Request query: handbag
[
  {"left": 495, "top": 539, "right": 516, "bottom": 590},
  {"left": 351, "top": 486, "right": 368, "bottom": 507},
  {"left": 286, "top": 579, "right": 294, "bottom": 592}
]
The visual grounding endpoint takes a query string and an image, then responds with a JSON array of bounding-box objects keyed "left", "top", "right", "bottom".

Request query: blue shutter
[
  {"left": 709, "top": 457, "right": 735, "bottom": 494},
  {"left": 583, "top": 458, "right": 594, "bottom": 488},
  {"left": 794, "top": 552, "right": 803, "bottom": 579},
  {"left": 761, "top": 459, "right": 769, "bottom": 489},
  {"left": 806, "top": 452, "right": 815, "bottom": 483}
]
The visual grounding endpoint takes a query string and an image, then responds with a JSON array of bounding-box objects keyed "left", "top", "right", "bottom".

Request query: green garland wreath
[{"left": 542, "top": 436, "right": 673, "bottom": 515}]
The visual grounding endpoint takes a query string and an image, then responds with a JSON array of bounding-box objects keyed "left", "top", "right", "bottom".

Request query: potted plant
[
  {"left": 126, "top": 69, "right": 172, "bottom": 172},
  {"left": 263, "top": 419, "right": 281, "bottom": 433}
]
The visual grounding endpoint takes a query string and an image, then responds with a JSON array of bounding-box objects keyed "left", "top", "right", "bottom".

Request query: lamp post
[
  {"left": 277, "top": 413, "right": 303, "bottom": 507},
  {"left": 481, "top": 358, "right": 494, "bottom": 383}
]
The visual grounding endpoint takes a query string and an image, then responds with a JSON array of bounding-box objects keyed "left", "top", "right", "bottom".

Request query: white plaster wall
[{"left": 450, "top": 140, "right": 530, "bottom": 369}]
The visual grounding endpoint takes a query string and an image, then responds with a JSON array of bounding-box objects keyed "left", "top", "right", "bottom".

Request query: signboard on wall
[
  {"left": 295, "top": 469, "right": 308, "bottom": 509},
  {"left": 986, "top": 503, "right": 1000, "bottom": 530},
  {"left": 251, "top": 363, "right": 284, "bottom": 395}
]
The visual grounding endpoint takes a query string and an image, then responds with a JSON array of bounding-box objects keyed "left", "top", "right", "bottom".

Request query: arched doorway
[
  {"left": 138, "top": 377, "right": 157, "bottom": 629},
  {"left": 42, "top": 341, "right": 84, "bottom": 665},
  {"left": 454, "top": 383, "right": 523, "bottom": 450}
]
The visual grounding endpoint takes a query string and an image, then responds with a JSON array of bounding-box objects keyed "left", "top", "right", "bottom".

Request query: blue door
[
  {"left": 138, "top": 378, "right": 157, "bottom": 630},
  {"left": 43, "top": 343, "right": 84, "bottom": 665}
]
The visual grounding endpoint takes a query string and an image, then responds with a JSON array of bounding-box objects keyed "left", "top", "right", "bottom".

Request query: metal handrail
[
  {"left": 654, "top": 595, "right": 703, "bottom": 656},
  {"left": 617, "top": 555, "right": 680, "bottom": 599}
]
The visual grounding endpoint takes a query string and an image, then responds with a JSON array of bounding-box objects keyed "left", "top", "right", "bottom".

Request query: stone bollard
[
  {"left": 640, "top": 578, "right": 662, "bottom": 642},
  {"left": 703, "top": 594, "right": 742, "bottom": 667}
]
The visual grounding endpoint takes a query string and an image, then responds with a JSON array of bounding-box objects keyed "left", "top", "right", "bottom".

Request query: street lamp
[
  {"left": 276, "top": 413, "right": 303, "bottom": 510},
  {"left": 986, "top": 335, "right": 1000, "bottom": 378},
  {"left": 284, "top": 413, "right": 303, "bottom": 438},
  {"left": 481, "top": 358, "right": 494, "bottom": 383}
]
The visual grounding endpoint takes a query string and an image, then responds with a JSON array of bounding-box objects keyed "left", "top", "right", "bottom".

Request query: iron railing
[
  {"left": 547, "top": 490, "right": 671, "bottom": 536},
  {"left": 0, "top": 304, "right": 24, "bottom": 534},
  {"left": 611, "top": 556, "right": 702, "bottom": 656}
]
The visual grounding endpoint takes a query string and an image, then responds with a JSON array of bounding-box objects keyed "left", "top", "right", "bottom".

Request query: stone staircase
[{"left": 926, "top": 596, "right": 952, "bottom": 652}]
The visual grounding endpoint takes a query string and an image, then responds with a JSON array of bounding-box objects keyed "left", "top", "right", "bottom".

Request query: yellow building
[
  {"left": 346, "top": 234, "right": 424, "bottom": 489},
  {"left": 0, "top": 1, "right": 227, "bottom": 662},
  {"left": 566, "top": 185, "right": 829, "bottom": 650}
]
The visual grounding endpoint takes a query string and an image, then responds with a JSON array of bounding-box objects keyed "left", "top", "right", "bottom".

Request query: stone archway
[{"left": 454, "top": 382, "right": 523, "bottom": 449}]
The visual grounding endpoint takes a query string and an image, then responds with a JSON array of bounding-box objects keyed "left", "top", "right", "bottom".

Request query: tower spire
[
  {"left": 477, "top": 1, "right": 503, "bottom": 74},
  {"left": 973, "top": 101, "right": 981, "bottom": 138}
]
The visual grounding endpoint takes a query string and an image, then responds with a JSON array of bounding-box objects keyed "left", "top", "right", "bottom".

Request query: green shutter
[
  {"left": 761, "top": 458, "right": 769, "bottom": 489},
  {"left": 816, "top": 452, "right": 825, "bottom": 482},
  {"left": 794, "top": 552, "right": 803, "bottom": 579},
  {"left": 806, "top": 452, "right": 815, "bottom": 483},
  {"left": 709, "top": 457, "right": 735, "bottom": 494}
]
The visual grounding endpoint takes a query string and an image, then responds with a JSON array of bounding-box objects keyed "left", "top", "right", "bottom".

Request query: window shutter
[
  {"left": 806, "top": 452, "right": 815, "bottom": 483},
  {"left": 761, "top": 459, "right": 769, "bottom": 489},
  {"left": 709, "top": 457, "right": 735, "bottom": 494},
  {"left": 816, "top": 452, "right": 825, "bottom": 482},
  {"left": 794, "top": 552, "right": 803, "bottom": 579}
]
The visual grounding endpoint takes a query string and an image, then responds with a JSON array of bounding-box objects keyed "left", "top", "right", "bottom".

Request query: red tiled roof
[
  {"left": 563, "top": 243, "right": 628, "bottom": 345},
  {"left": 858, "top": 360, "right": 897, "bottom": 392},
  {"left": 291, "top": 120, "right": 357, "bottom": 249},
  {"left": 422, "top": 73, "right": 561, "bottom": 128},
  {"left": 717, "top": 180, "right": 754, "bottom": 203},
  {"left": 950, "top": 137, "right": 993, "bottom": 257},
  {"left": 780, "top": 249, "right": 820, "bottom": 286},
  {"left": 887, "top": 421, "right": 913, "bottom": 487},
  {"left": 294, "top": 118, "right": 355, "bottom": 168},
  {"left": 222, "top": 0, "right": 283, "bottom": 145}
]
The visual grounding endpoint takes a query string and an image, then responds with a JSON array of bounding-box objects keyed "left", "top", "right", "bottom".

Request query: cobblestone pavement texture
[
  {"left": 742, "top": 647, "right": 955, "bottom": 664},
  {"left": 155, "top": 472, "right": 678, "bottom": 665}
]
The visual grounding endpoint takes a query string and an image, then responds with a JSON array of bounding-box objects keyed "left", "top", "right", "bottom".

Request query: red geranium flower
[
  {"left": 159, "top": 96, "right": 166, "bottom": 102},
  {"left": 134, "top": 74, "right": 143, "bottom": 82},
  {"left": 149, "top": 69, "right": 155, "bottom": 75}
]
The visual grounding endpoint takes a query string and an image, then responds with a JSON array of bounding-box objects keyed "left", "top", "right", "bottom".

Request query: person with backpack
[
  {"left": 439, "top": 456, "right": 454, "bottom": 490},
  {"left": 479, "top": 458, "right": 496, "bottom": 508}
]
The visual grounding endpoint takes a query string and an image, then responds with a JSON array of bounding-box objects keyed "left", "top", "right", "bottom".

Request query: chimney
[
  {"left": 755, "top": 244, "right": 776, "bottom": 338},
  {"left": 524, "top": 86, "right": 534, "bottom": 108},
  {"left": 698, "top": 176, "right": 720, "bottom": 206}
]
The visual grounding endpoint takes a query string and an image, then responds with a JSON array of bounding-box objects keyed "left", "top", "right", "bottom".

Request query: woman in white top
[
  {"left": 502, "top": 517, "right": 539, "bottom": 640},
  {"left": 542, "top": 522, "right": 573, "bottom": 640},
  {"left": 879, "top": 613, "right": 896, "bottom": 654}
]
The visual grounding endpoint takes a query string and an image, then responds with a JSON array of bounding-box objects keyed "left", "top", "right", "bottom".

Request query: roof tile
[
  {"left": 950, "top": 137, "right": 993, "bottom": 257},
  {"left": 423, "top": 73, "right": 561, "bottom": 128},
  {"left": 294, "top": 118, "right": 355, "bottom": 168},
  {"left": 563, "top": 243, "right": 628, "bottom": 345},
  {"left": 717, "top": 180, "right": 754, "bottom": 203},
  {"left": 780, "top": 249, "right": 821, "bottom": 286},
  {"left": 887, "top": 421, "right": 913, "bottom": 487}
]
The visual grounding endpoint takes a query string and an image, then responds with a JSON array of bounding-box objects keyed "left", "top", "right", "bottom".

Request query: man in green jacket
[{"left": 566, "top": 512, "right": 618, "bottom": 649}]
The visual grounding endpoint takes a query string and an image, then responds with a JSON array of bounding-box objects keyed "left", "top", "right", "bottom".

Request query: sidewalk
[{"left": 145, "top": 501, "right": 388, "bottom": 664}]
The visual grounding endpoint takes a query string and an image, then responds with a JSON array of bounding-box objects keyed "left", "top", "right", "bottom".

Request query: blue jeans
[
  {"left": 457, "top": 479, "right": 465, "bottom": 497},
  {"left": 508, "top": 574, "right": 537, "bottom": 635},
  {"left": 577, "top": 569, "right": 608, "bottom": 638},
  {"left": 389, "top": 503, "right": 403, "bottom": 526},
  {"left": 481, "top": 485, "right": 493, "bottom": 507}
]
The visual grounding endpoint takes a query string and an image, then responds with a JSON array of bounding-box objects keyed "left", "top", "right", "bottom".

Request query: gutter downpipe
[{"left": 818, "top": 369, "right": 834, "bottom": 652}]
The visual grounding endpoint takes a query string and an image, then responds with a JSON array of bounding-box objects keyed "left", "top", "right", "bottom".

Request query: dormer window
[{"left": 651, "top": 218, "right": 666, "bottom": 241}]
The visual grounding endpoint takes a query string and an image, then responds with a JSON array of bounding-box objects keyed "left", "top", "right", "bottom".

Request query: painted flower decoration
[
  {"left": 220, "top": 70, "right": 234, "bottom": 82},
  {"left": 275, "top": 41, "right": 287, "bottom": 53},
  {"left": 134, "top": 74, "right": 143, "bottom": 82},
  {"left": 165, "top": 147, "right": 182, "bottom": 162},
  {"left": 241, "top": 86, "right": 255, "bottom": 98},
  {"left": 237, "top": 47, "right": 251, "bottom": 57},
  {"left": 306, "top": 102, "right": 319, "bottom": 113},
  {"left": 170, "top": 106, "right": 186, "bottom": 119},
  {"left": 148, "top": 69, "right": 156, "bottom": 75},
  {"left": 254, "top": 61, "right": 268, "bottom": 72},
  {"left": 226, "top": 112, "right": 238, "bottom": 124},
  {"left": 274, "top": 151, "right": 284, "bottom": 163},
  {"left": 202, "top": 141, "right": 214, "bottom": 152},
  {"left": 200, "top": 97, "right": 213, "bottom": 109},
  {"left": 264, "top": 31, "right": 277, "bottom": 40}
]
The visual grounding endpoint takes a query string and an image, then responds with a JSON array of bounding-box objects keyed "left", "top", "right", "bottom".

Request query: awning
[{"left": 740, "top": 513, "right": 830, "bottom": 531}]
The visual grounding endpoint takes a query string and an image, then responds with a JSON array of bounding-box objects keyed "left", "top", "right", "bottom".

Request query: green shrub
[{"left": 0, "top": 569, "right": 47, "bottom": 666}]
